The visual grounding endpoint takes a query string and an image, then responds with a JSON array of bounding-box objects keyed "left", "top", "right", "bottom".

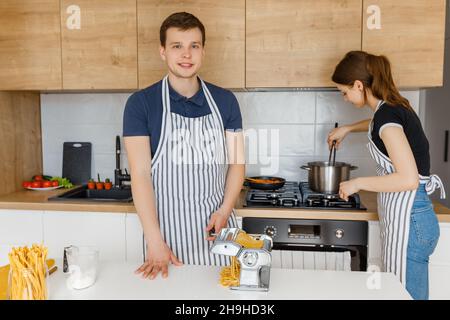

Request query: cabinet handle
[
  {"left": 66, "top": 4, "right": 81, "bottom": 30},
  {"left": 445, "top": 130, "right": 449, "bottom": 163},
  {"left": 367, "top": 5, "right": 381, "bottom": 30}
]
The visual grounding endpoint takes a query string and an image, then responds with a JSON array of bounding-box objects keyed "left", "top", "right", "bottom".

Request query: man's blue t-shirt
[{"left": 122, "top": 79, "right": 243, "bottom": 156}]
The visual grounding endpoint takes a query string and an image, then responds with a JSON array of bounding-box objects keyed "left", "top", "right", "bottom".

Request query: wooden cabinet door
[
  {"left": 362, "top": 0, "right": 446, "bottom": 88},
  {"left": 137, "top": 0, "right": 245, "bottom": 89},
  {"left": 246, "top": 0, "right": 362, "bottom": 88},
  {"left": 60, "top": 0, "right": 138, "bottom": 90},
  {"left": 0, "top": 0, "right": 62, "bottom": 90}
]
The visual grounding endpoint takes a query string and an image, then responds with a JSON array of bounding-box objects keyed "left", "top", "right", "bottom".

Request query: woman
[{"left": 328, "top": 51, "right": 446, "bottom": 300}]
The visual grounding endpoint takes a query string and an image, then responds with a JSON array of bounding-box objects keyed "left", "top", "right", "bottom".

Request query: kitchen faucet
[{"left": 114, "top": 135, "right": 131, "bottom": 188}]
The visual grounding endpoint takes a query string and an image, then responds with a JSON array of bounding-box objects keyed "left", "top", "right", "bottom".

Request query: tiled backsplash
[{"left": 41, "top": 90, "right": 420, "bottom": 183}]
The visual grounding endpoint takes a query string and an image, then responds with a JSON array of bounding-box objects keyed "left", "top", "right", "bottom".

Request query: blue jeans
[{"left": 406, "top": 184, "right": 440, "bottom": 300}]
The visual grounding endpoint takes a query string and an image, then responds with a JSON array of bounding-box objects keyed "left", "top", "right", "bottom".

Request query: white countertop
[{"left": 48, "top": 261, "right": 411, "bottom": 300}]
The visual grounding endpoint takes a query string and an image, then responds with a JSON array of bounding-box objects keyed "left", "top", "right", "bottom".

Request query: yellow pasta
[
  {"left": 8, "top": 244, "right": 48, "bottom": 300},
  {"left": 219, "top": 231, "right": 263, "bottom": 287}
]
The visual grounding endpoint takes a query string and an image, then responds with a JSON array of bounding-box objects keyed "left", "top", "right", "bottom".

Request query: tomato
[
  {"left": 51, "top": 180, "right": 59, "bottom": 187},
  {"left": 42, "top": 181, "right": 52, "bottom": 188},
  {"left": 33, "top": 175, "right": 43, "bottom": 182},
  {"left": 31, "top": 181, "right": 42, "bottom": 188},
  {"left": 22, "top": 181, "right": 32, "bottom": 188}
]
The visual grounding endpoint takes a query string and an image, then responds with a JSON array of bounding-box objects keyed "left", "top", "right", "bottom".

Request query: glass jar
[
  {"left": 7, "top": 266, "right": 49, "bottom": 300},
  {"left": 65, "top": 246, "right": 99, "bottom": 290}
]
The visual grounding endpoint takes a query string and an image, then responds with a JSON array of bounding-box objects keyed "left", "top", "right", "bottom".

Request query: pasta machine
[{"left": 210, "top": 228, "right": 273, "bottom": 292}]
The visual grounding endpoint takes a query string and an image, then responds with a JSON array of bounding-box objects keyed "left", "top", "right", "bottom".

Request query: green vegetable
[{"left": 50, "top": 176, "right": 74, "bottom": 189}]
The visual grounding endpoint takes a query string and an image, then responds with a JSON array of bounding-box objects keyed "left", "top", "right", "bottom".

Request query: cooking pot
[{"left": 300, "top": 161, "right": 358, "bottom": 194}]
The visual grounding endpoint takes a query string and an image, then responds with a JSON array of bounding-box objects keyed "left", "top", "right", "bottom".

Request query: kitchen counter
[
  {"left": 0, "top": 187, "right": 135, "bottom": 213},
  {"left": 0, "top": 186, "right": 449, "bottom": 222},
  {"left": 0, "top": 187, "right": 449, "bottom": 222},
  {"left": 0, "top": 186, "right": 450, "bottom": 222},
  {"left": 48, "top": 260, "right": 411, "bottom": 300}
]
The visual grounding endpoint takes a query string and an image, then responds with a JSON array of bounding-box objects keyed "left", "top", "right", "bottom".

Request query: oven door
[{"left": 271, "top": 243, "right": 367, "bottom": 271}]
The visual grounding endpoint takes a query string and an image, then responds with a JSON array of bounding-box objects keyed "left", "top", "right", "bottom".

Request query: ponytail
[{"left": 332, "top": 51, "right": 412, "bottom": 110}]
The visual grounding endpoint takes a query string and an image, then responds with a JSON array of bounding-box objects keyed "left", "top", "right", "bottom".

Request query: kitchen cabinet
[
  {"left": 0, "top": 0, "right": 62, "bottom": 90},
  {"left": 125, "top": 214, "right": 144, "bottom": 263},
  {"left": 42, "top": 211, "right": 127, "bottom": 261},
  {"left": 60, "top": 0, "right": 138, "bottom": 89},
  {"left": 126, "top": 214, "right": 242, "bottom": 263},
  {"left": 246, "top": 0, "right": 362, "bottom": 88},
  {"left": 369, "top": 220, "right": 450, "bottom": 299},
  {"left": 362, "top": 0, "right": 446, "bottom": 88},
  {"left": 367, "top": 221, "right": 382, "bottom": 268},
  {"left": 137, "top": 0, "right": 245, "bottom": 89},
  {"left": 429, "top": 222, "right": 450, "bottom": 299},
  {"left": 0, "top": 209, "right": 44, "bottom": 265},
  {"left": 0, "top": 92, "right": 42, "bottom": 196}
]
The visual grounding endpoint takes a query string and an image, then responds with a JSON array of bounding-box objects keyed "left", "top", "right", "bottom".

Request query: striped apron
[
  {"left": 150, "top": 76, "right": 238, "bottom": 266},
  {"left": 367, "top": 100, "right": 446, "bottom": 285}
]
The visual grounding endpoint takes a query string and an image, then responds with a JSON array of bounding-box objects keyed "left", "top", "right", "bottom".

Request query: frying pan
[{"left": 244, "top": 176, "right": 286, "bottom": 190}]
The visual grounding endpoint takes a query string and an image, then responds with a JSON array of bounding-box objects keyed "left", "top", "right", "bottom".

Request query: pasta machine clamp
[{"left": 210, "top": 228, "right": 273, "bottom": 292}]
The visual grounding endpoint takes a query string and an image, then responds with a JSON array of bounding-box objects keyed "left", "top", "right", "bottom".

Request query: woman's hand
[
  {"left": 206, "top": 209, "right": 231, "bottom": 241},
  {"left": 339, "top": 179, "right": 360, "bottom": 201},
  {"left": 134, "top": 239, "right": 183, "bottom": 279},
  {"left": 327, "top": 125, "right": 351, "bottom": 150}
]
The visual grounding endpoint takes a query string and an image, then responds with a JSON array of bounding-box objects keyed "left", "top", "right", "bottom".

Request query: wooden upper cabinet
[
  {"left": 137, "top": 0, "right": 245, "bottom": 89},
  {"left": 0, "top": 0, "right": 62, "bottom": 90},
  {"left": 246, "top": 0, "right": 362, "bottom": 88},
  {"left": 363, "top": 0, "right": 446, "bottom": 88},
  {"left": 60, "top": 0, "right": 138, "bottom": 90}
]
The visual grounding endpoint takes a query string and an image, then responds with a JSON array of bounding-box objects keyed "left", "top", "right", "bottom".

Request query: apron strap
[{"left": 420, "top": 174, "right": 446, "bottom": 199}]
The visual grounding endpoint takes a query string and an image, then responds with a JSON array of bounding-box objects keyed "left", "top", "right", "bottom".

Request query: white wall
[{"left": 41, "top": 90, "right": 420, "bottom": 183}]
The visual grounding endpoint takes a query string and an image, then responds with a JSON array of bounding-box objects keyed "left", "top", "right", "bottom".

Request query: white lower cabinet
[
  {"left": 0, "top": 209, "right": 44, "bottom": 265},
  {"left": 429, "top": 223, "right": 450, "bottom": 300},
  {"left": 125, "top": 214, "right": 144, "bottom": 263},
  {"left": 235, "top": 216, "right": 243, "bottom": 229},
  {"left": 368, "top": 220, "right": 450, "bottom": 299},
  {"left": 367, "top": 221, "right": 382, "bottom": 270},
  {"left": 42, "top": 211, "right": 127, "bottom": 262}
]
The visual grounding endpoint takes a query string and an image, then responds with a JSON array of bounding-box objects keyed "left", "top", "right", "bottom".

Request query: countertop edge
[{"left": 0, "top": 189, "right": 449, "bottom": 222}]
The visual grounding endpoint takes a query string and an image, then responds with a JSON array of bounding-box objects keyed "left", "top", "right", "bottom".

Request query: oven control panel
[{"left": 243, "top": 217, "right": 368, "bottom": 246}]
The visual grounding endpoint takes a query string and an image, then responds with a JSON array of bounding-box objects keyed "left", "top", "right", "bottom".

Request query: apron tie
[{"left": 420, "top": 174, "right": 446, "bottom": 199}]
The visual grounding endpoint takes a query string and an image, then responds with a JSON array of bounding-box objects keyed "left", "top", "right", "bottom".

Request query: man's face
[{"left": 160, "top": 27, "right": 205, "bottom": 79}]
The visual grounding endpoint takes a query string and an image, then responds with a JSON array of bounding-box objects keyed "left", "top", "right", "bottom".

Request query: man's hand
[
  {"left": 205, "top": 209, "right": 231, "bottom": 241},
  {"left": 134, "top": 239, "right": 183, "bottom": 279}
]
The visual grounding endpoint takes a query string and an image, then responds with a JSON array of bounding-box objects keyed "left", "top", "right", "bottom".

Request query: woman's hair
[
  {"left": 332, "top": 51, "right": 412, "bottom": 110},
  {"left": 160, "top": 12, "right": 206, "bottom": 47}
]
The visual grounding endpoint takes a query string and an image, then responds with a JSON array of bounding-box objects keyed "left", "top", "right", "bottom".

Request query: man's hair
[{"left": 160, "top": 12, "right": 206, "bottom": 47}]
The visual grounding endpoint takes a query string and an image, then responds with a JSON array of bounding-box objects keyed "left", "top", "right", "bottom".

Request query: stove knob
[
  {"left": 264, "top": 226, "right": 277, "bottom": 238},
  {"left": 335, "top": 229, "right": 344, "bottom": 239}
]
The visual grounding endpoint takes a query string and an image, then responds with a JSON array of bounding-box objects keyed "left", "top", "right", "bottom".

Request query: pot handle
[
  {"left": 300, "top": 165, "right": 310, "bottom": 171},
  {"left": 350, "top": 165, "right": 358, "bottom": 170}
]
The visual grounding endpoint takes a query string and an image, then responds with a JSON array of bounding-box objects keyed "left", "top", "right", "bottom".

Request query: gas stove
[{"left": 245, "top": 181, "right": 366, "bottom": 210}]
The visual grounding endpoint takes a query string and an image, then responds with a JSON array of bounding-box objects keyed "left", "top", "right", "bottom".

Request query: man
[{"left": 123, "top": 12, "right": 245, "bottom": 280}]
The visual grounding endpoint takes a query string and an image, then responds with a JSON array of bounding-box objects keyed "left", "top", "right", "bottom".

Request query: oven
[{"left": 243, "top": 217, "right": 368, "bottom": 271}]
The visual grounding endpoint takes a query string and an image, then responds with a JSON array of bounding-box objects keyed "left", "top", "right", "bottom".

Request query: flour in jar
[{"left": 66, "top": 264, "right": 97, "bottom": 290}]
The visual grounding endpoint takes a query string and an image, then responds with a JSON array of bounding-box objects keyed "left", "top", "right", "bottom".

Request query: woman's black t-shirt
[{"left": 371, "top": 102, "right": 430, "bottom": 176}]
